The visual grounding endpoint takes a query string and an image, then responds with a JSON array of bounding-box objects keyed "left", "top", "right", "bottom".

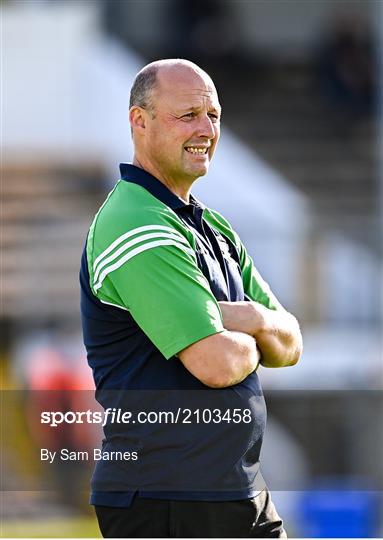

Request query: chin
[{"left": 191, "top": 165, "right": 209, "bottom": 178}]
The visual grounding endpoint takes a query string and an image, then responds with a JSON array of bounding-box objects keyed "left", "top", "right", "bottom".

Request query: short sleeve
[
  {"left": 91, "top": 239, "right": 224, "bottom": 359},
  {"left": 239, "top": 245, "right": 282, "bottom": 311}
]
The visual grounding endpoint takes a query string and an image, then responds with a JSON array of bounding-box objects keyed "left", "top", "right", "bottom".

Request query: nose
[{"left": 197, "top": 114, "right": 216, "bottom": 139}]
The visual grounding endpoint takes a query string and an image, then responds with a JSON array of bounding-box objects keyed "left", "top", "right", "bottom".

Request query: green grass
[{"left": 1, "top": 516, "right": 101, "bottom": 538}]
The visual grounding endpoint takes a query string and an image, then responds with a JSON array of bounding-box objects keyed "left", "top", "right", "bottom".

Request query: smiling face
[{"left": 130, "top": 63, "right": 221, "bottom": 197}]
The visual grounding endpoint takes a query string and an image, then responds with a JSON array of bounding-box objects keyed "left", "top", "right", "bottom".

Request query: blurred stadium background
[{"left": 1, "top": 0, "right": 382, "bottom": 537}]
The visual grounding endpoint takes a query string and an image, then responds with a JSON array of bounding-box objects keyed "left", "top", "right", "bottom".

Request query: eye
[
  {"left": 208, "top": 113, "right": 220, "bottom": 122},
  {"left": 182, "top": 112, "right": 195, "bottom": 119}
]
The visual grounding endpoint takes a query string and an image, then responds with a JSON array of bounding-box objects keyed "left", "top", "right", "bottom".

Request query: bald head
[{"left": 129, "top": 59, "right": 216, "bottom": 118}]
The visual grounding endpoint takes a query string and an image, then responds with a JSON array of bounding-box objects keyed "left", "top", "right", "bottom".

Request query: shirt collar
[{"left": 119, "top": 163, "right": 205, "bottom": 211}]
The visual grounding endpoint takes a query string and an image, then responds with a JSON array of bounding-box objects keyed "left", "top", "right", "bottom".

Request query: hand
[{"left": 218, "top": 301, "right": 302, "bottom": 368}]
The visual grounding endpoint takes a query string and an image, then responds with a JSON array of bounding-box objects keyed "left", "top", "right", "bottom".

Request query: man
[{"left": 80, "top": 58, "right": 302, "bottom": 538}]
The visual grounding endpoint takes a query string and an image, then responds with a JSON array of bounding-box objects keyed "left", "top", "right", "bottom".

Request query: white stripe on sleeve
[
  {"left": 93, "top": 239, "right": 195, "bottom": 292},
  {"left": 93, "top": 231, "right": 190, "bottom": 284},
  {"left": 93, "top": 225, "right": 187, "bottom": 271}
]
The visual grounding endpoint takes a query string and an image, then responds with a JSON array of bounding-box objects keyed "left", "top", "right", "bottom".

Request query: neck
[{"left": 133, "top": 156, "right": 192, "bottom": 203}]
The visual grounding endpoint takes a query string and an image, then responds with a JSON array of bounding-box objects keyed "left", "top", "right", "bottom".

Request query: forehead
[{"left": 154, "top": 67, "right": 220, "bottom": 110}]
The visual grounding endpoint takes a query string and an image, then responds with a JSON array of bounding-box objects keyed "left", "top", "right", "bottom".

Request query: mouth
[{"left": 184, "top": 146, "right": 209, "bottom": 155}]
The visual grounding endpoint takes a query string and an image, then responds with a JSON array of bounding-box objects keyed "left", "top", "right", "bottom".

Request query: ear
[{"left": 129, "top": 106, "right": 146, "bottom": 133}]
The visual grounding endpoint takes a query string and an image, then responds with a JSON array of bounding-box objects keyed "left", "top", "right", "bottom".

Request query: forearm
[
  {"left": 216, "top": 330, "right": 261, "bottom": 386},
  {"left": 253, "top": 307, "right": 302, "bottom": 367},
  {"left": 178, "top": 330, "right": 260, "bottom": 388},
  {"left": 219, "top": 301, "right": 302, "bottom": 368}
]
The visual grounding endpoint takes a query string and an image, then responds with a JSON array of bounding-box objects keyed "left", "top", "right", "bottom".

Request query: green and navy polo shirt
[{"left": 80, "top": 163, "right": 279, "bottom": 507}]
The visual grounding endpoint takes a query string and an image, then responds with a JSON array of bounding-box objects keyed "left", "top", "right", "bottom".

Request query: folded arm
[
  {"left": 178, "top": 330, "right": 261, "bottom": 388},
  {"left": 218, "top": 301, "right": 302, "bottom": 368}
]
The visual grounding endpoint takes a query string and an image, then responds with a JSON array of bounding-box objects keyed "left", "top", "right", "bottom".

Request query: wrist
[{"left": 249, "top": 301, "right": 270, "bottom": 335}]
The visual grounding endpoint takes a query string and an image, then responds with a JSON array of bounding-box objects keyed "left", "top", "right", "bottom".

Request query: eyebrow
[{"left": 176, "top": 104, "right": 222, "bottom": 114}]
